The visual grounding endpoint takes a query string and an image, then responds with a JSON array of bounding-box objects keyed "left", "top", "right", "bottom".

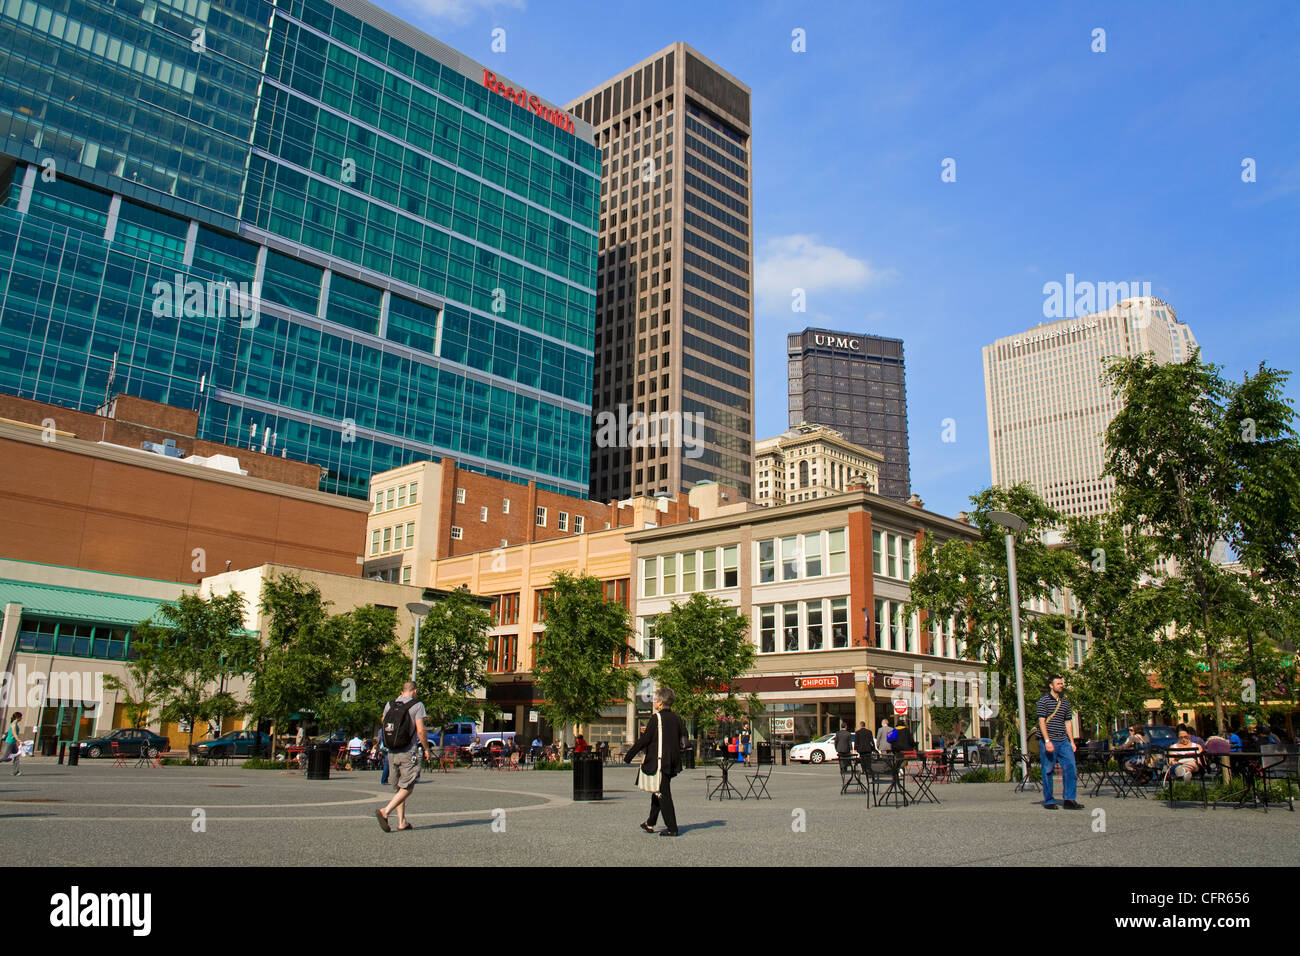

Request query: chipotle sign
[{"left": 794, "top": 676, "right": 839, "bottom": 690}]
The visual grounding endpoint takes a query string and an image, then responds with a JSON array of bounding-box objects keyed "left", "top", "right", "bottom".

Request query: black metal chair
[
  {"left": 870, "top": 754, "right": 908, "bottom": 808},
  {"left": 745, "top": 757, "right": 774, "bottom": 800}
]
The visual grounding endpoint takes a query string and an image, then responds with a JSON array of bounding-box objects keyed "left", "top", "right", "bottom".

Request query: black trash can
[
  {"left": 572, "top": 752, "right": 602, "bottom": 800},
  {"left": 306, "top": 743, "right": 331, "bottom": 780},
  {"left": 757, "top": 742, "right": 773, "bottom": 765},
  {"left": 67, "top": 742, "right": 80, "bottom": 766},
  {"left": 682, "top": 741, "right": 696, "bottom": 770},
  {"left": 41, "top": 737, "right": 57, "bottom": 757},
  {"left": 780, "top": 743, "right": 788, "bottom": 766}
]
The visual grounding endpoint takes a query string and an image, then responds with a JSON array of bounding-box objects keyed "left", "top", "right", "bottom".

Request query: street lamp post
[
  {"left": 988, "top": 510, "right": 1037, "bottom": 791},
  {"left": 406, "top": 602, "right": 432, "bottom": 684}
]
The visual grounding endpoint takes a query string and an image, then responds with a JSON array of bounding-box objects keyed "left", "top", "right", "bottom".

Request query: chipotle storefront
[{"left": 732, "top": 672, "right": 860, "bottom": 751}]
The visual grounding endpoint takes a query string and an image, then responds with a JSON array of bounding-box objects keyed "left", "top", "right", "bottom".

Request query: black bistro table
[
  {"left": 708, "top": 757, "right": 745, "bottom": 800},
  {"left": 1221, "top": 749, "right": 1289, "bottom": 811},
  {"left": 874, "top": 752, "right": 910, "bottom": 808}
]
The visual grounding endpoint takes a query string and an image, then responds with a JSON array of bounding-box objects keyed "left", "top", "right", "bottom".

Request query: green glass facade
[{"left": 0, "top": 0, "right": 600, "bottom": 498}]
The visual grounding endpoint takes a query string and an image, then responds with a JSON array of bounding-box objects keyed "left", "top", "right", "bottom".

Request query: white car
[{"left": 790, "top": 733, "right": 858, "bottom": 764}]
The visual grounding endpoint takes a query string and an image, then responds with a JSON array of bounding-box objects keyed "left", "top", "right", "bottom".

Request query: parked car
[
  {"left": 79, "top": 728, "right": 170, "bottom": 759},
  {"left": 195, "top": 730, "right": 272, "bottom": 759},
  {"left": 428, "top": 721, "right": 515, "bottom": 753},
  {"left": 790, "top": 733, "right": 856, "bottom": 764},
  {"left": 946, "top": 737, "right": 1003, "bottom": 767}
]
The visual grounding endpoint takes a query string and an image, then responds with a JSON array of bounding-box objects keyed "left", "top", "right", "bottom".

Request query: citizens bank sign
[
  {"left": 812, "top": 334, "right": 860, "bottom": 351},
  {"left": 483, "top": 69, "right": 575, "bottom": 135}
]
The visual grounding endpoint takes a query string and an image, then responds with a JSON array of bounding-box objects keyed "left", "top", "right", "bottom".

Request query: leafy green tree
[
  {"left": 1102, "top": 352, "right": 1300, "bottom": 732},
  {"left": 317, "top": 605, "right": 411, "bottom": 736},
  {"left": 103, "top": 627, "right": 171, "bottom": 729},
  {"left": 533, "top": 571, "right": 635, "bottom": 746},
  {"left": 1059, "top": 515, "right": 1178, "bottom": 733},
  {"left": 414, "top": 586, "right": 495, "bottom": 734},
  {"left": 908, "top": 483, "right": 1073, "bottom": 772},
  {"left": 650, "top": 592, "right": 757, "bottom": 757},
  {"left": 246, "top": 574, "right": 338, "bottom": 752},
  {"left": 128, "top": 591, "right": 248, "bottom": 750}
]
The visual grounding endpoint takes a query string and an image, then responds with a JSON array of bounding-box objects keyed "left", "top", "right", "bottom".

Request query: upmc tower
[
  {"left": 787, "top": 329, "right": 911, "bottom": 502},
  {"left": 0, "top": 0, "right": 599, "bottom": 501}
]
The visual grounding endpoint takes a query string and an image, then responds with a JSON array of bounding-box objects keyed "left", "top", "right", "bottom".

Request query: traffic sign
[
  {"left": 978, "top": 703, "right": 993, "bottom": 720},
  {"left": 892, "top": 698, "right": 909, "bottom": 716}
]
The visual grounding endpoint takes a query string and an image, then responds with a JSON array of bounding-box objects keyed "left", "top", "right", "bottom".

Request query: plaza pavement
[{"left": 2, "top": 757, "right": 1297, "bottom": 867}]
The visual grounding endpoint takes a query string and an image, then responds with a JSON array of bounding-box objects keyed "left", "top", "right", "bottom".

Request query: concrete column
[
  {"left": 104, "top": 194, "right": 122, "bottom": 244},
  {"left": 16, "top": 164, "right": 37, "bottom": 215}
]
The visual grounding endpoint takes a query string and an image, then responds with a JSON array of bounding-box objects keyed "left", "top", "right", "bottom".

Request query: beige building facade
[
  {"left": 753, "top": 424, "right": 883, "bottom": 507},
  {"left": 983, "top": 296, "right": 1198, "bottom": 518}
]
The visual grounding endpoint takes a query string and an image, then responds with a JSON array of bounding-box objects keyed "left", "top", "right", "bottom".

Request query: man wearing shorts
[{"left": 376, "top": 682, "right": 430, "bottom": 832}]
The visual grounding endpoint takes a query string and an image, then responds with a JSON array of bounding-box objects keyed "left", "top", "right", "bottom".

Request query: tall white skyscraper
[{"left": 983, "top": 297, "right": 1198, "bottom": 518}]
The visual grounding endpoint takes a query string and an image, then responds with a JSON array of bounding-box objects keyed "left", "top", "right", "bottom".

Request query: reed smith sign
[{"left": 482, "top": 69, "right": 575, "bottom": 135}]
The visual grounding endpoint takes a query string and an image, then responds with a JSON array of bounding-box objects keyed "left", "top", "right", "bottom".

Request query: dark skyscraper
[{"left": 787, "top": 329, "right": 910, "bottom": 501}]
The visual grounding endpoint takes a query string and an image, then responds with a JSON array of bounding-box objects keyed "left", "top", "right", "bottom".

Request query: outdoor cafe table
[
  {"left": 1218, "top": 750, "right": 1289, "bottom": 810},
  {"left": 708, "top": 757, "right": 745, "bottom": 800},
  {"left": 875, "top": 752, "right": 910, "bottom": 808}
]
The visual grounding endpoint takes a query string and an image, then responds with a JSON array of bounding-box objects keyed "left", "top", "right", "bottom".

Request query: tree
[
  {"left": 246, "top": 574, "right": 338, "bottom": 753},
  {"left": 414, "top": 587, "right": 495, "bottom": 733},
  {"left": 649, "top": 592, "right": 757, "bottom": 757},
  {"left": 103, "top": 627, "right": 170, "bottom": 729},
  {"left": 533, "top": 571, "right": 635, "bottom": 746},
  {"left": 1059, "top": 514, "right": 1178, "bottom": 733},
  {"left": 128, "top": 591, "right": 248, "bottom": 751},
  {"left": 1102, "top": 351, "right": 1300, "bottom": 733},
  {"left": 317, "top": 605, "right": 411, "bottom": 737},
  {"left": 908, "top": 483, "right": 1073, "bottom": 773}
]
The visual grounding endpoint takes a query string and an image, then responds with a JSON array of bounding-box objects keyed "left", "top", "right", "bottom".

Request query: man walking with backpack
[{"left": 376, "top": 682, "right": 431, "bottom": 832}]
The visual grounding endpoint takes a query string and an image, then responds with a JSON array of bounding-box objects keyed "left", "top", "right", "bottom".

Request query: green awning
[{"left": 0, "top": 578, "right": 174, "bottom": 626}]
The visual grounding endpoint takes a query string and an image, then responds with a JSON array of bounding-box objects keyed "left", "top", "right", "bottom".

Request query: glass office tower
[{"left": 0, "top": 0, "right": 599, "bottom": 498}]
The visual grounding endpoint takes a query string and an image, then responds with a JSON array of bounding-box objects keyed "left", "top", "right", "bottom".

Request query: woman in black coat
[{"left": 624, "top": 686, "right": 688, "bottom": 836}]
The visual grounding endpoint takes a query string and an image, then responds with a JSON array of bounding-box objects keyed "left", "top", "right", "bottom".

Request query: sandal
[
  {"left": 398, "top": 823, "right": 413, "bottom": 831},
  {"left": 375, "top": 809, "right": 391, "bottom": 832}
]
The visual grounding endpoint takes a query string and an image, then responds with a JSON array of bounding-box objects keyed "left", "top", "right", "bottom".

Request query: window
[
  {"left": 758, "top": 540, "right": 775, "bottom": 583},
  {"left": 480, "top": 506, "right": 488, "bottom": 522},
  {"left": 874, "top": 598, "right": 887, "bottom": 648},
  {"left": 456, "top": 488, "right": 466, "bottom": 504},
  {"left": 901, "top": 536, "right": 912, "bottom": 580},
  {"left": 804, "top": 532, "right": 822, "bottom": 577},
  {"left": 397, "top": 485, "right": 407, "bottom": 508},
  {"left": 574, "top": 515, "right": 584, "bottom": 534},
  {"left": 831, "top": 598, "right": 849, "bottom": 648},
  {"left": 759, "top": 605, "right": 775, "bottom": 653},
  {"left": 872, "top": 530, "right": 884, "bottom": 575},
  {"left": 806, "top": 601, "right": 824, "bottom": 650},
  {"left": 503, "top": 498, "right": 510, "bottom": 514},
  {"left": 641, "top": 617, "right": 658, "bottom": 660},
  {"left": 681, "top": 552, "right": 696, "bottom": 591},
  {"left": 780, "top": 538, "right": 800, "bottom": 582},
  {"left": 373, "top": 492, "right": 382, "bottom": 513},
  {"left": 401, "top": 566, "right": 411, "bottom": 585},
  {"left": 383, "top": 527, "right": 392, "bottom": 552},
  {"left": 450, "top": 526, "right": 463, "bottom": 540},
  {"left": 602, "top": 578, "right": 630, "bottom": 607},
  {"left": 536, "top": 506, "right": 547, "bottom": 527},
  {"left": 643, "top": 556, "right": 658, "bottom": 597},
  {"left": 701, "top": 549, "right": 716, "bottom": 589},
  {"left": 409, "top": 482, "right": 418, "bottom": 504},
  {"left": 662, "top": 554, "right": 677, "bottom": 595},
  {"left": 405, "top": 523, "right": 414, "bottom": 548},
  {"left": 783, "top": 605, "right": 799, "bottom": 652},
  {"left": 534, "top": 588, "right": 553, "bottom": 622},
  {"left": 558, "top": 511, "right": 568, "bottom": 531},
  {"left": 371, "top": 529, "right": 381, "bottom": 555},
  {"left": 723, "top": 545, "right": 738, "bottom": 588},
  {"left": 828, "top": 529, "right": 846, "bottom": 574},
  {"left": 495, "top": 593, "right": 520, "bottom": 626},
  {"left": 385, "top": 488, "right": 395, "bottom": 510}
]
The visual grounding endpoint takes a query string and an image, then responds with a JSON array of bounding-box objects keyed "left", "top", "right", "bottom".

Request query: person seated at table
[
  {"left": 1228, "top": 730, "right": 1242, "bottom": 752},
  {"left": 1169, "top": 726, "right": 1203, "bottom": 780},
  {"left": 573, "top": 734, "right": 588, "bottom": 754}
]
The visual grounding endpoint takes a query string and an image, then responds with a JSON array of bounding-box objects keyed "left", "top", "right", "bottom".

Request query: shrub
[
  {"left": 957, "top": 768, "right": 1007, "bottom": 783},
  {"left": 242, "top": 758, "right": 290, "bottom": 770},
  {"left": 533, "top": 760, "right": 573, "bottom": 771}
]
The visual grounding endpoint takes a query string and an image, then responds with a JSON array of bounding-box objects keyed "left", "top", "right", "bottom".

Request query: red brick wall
[
  {"left": 0, "top": 393, "right": 322, "bottom": 489},
  {"left": 849, "top": 508, "right": 873, "bottom": 648},
  {"left": 0, "top": 433, "right": 366, "bottom": 582}
]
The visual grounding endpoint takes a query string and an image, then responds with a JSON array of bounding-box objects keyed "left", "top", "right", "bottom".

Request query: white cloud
[
  {"left": 754, "top": 234, "right": 893, "bottom": 311},
  {"left": 397, "top": 0, "right": 524, "bottom": 25}
]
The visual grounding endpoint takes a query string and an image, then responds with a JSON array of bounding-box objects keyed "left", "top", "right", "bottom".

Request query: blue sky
[{"left": 388, "top": 0, "right": 1300, "bottom": 517}]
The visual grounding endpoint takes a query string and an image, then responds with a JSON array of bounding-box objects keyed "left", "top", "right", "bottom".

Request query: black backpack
[{"left": 382, "top": 699, "right": 417, "bottom": 751}]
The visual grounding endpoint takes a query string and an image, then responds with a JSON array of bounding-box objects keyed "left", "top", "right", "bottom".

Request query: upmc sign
[
  {"left": 483, "top": 69, "right": 575, "bottom": 135},
  {"left": 812, "top": 333, "right": 860, "bottom": 351}
]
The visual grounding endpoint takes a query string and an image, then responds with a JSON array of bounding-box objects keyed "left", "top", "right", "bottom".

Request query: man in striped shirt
[{"left": 1036, "top": 675, "right": 1083, "bottom": 809}]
